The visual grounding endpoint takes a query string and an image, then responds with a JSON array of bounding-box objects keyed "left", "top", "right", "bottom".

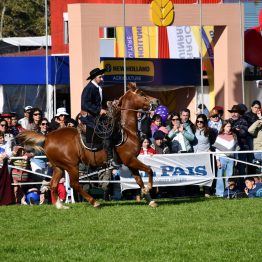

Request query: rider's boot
[{"left": 104, "top": 139, "right": 120, "bottom": 168}]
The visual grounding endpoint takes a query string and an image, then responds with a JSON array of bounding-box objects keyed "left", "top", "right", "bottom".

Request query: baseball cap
[{"left": 24, "top": 106, "right": 33, "bottom": 111}]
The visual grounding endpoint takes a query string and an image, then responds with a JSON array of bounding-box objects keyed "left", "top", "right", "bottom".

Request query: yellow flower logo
[{"left": 150, "top": 0, "right": 174, "bottom": 27}]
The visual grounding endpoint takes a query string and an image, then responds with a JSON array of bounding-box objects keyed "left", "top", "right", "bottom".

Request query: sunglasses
[
  {"left": 59, "top": 114, "right": 66, "bottom": 117},
  {"left": 33, "top": 113, "right": 41, "bottom": 116},
  {"left": 211, "top": 115, "right": 219, "bottom": 118},
  {"left": 196, "top": 120, "right": 204, "bottom": 124},
  {"left": 172, "top": 118, "right": 179, "bottom": 121},
  {"left": 0, "top": 124, "right": 7, "bottom": 127},
  {"left": 41, "top": 123, "right": 49, "bottom": 126}
]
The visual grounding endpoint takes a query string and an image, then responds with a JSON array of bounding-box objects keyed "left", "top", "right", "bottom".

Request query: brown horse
[{"left": 17, "top": 83, "right": 159, "bottom": 209}]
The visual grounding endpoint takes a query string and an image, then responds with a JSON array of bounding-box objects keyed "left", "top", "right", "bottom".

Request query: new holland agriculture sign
[{"left": 101, "top": 59, "right": 154, "bottom": 83}]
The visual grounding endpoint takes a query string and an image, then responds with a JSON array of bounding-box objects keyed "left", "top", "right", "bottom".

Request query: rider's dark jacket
[{"left": 81, "top": 81, "right": 104, "bottom": 128}]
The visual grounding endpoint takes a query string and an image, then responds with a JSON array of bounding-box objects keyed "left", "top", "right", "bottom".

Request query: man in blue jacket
[{"left": 80, "top": 68, "right": 119, "bottom": 168}]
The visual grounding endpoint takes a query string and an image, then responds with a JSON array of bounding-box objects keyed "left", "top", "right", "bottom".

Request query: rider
[{"left": 80, "top": 67, "right": 119, "bottom": 168}]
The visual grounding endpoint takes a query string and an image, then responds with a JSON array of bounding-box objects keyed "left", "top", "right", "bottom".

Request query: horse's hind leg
[
  {"left": 50, "top": 167, "right": 68, "bottom": 209},
  {"left": 67, "top": 167, "right": 100, "bottom": 208}
]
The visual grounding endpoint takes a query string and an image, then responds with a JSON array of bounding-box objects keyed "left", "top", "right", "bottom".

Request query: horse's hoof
[
  {"left": 62, "top": 205, "right": 70, "bottom": 209},
  {"left": 135, "top": 195, "right": 141, "bottom": 203},
  {"left": 93, "top": 202, "right": 101, "bottom": 208},
  {"left": 149, "top": 201, "right": 158, "bottom": 208}
]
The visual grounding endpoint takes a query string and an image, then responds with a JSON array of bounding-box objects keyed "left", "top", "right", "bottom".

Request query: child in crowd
[
  {"left": 150, "top": 114, "right": 162, "bottom": 137},
  {"left": 244, "top": 177, "right": 262, "bottom": 198},
  {"left": 139, "top": 136, "right": 156, "bottom": 155},
  {"left": 223, "top": 178, "right": 242, "bottom": 199}
]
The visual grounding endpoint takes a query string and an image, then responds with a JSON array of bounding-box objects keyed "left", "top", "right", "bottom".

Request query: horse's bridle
[{"left": 118, "top": 89, "right": 154, "bottom": 113}]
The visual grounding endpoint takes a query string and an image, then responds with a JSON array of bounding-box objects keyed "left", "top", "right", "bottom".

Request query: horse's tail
[{"left": 16, "top": 131, "right": 46, "bottom": 154}]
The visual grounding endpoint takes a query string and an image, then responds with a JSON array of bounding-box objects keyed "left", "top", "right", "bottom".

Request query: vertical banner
[
  {"left": 125, "top": 27, "right": 135, "bottom": 58},
  {"left": 116, "top": 27, "right": 124, "bottom": 58},
  {"left": 116, "top": 26, "right": 158, "bottom": 58},
  {"left": 167, "top": 26, "right": 199, "bottom": 59}
]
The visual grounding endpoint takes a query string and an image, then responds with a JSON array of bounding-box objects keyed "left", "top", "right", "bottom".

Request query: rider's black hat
[{"left": 87, "top": 68, "right": 106, "bottom": 80}]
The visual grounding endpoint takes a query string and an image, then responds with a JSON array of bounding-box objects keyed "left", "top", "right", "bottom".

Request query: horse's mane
[{"left": 118, "top": 82, "right": 137, "bottom": 108}]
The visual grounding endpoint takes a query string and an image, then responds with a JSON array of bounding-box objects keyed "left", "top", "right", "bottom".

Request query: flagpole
[
  {"left": 45, "top": 0, "right": 50, "bottom": 120},
  {"left": 199, "top": 0, "right": 204, "bottom": 113},
  {"left": 123, "top": 0, "right": 127, "bottom": 93},
  {"left": 239, "top": 0, "right": 245, "bottom": 104}
]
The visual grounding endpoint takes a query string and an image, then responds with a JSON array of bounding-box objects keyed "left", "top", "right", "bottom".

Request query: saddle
[
  {"left": 77, "top": 121, "right": 124, "bottom": 151},
  {"left": 78, "top": 100, "right": 124, "bottom": 151}
]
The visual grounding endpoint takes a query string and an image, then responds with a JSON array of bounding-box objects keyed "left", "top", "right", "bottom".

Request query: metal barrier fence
[{"left": 1, "top": 150, "right": 262, "bottom": 203}]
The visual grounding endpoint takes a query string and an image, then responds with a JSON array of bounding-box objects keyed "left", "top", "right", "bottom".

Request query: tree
[{"left": 0, "top": 0, "right": 50, "bottom": 38}]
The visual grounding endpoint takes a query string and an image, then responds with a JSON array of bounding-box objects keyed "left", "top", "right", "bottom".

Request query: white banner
[
  {"left": 120, "top": 153, "right": 214, "bottom": 191},
  {"left": 167, "top": 26, "right": 199, "bottom": 59}
]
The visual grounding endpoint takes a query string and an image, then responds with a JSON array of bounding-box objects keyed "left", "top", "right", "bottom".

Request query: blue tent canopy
[{"left": 0, "top": 56, "right": 69, "bottom": 85}]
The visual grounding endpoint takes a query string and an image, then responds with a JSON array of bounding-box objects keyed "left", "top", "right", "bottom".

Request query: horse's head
[{"left": 124, "top": 82, "right": 159, "bottom": 111}]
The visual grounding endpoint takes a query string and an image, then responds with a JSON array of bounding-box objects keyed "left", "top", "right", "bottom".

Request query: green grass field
[{"left": 0, "top": 198, "right": 261, "bottom": 262}]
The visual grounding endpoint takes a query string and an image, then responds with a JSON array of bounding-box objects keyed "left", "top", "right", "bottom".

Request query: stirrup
[{"left": 108, "top": 159, "right": 120, "bottom": 168}]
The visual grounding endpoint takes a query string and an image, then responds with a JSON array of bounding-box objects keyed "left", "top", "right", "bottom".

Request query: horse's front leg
[{"left": 129, "top": 164, "right": 157, "bottom": 208}]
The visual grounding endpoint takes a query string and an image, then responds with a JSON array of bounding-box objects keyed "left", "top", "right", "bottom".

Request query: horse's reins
[{"left": 118, "top": 108, "right": 149, "bottom": 113}]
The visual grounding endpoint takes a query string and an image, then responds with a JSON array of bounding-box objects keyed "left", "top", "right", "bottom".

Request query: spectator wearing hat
[
  {"left": 228, "top": 105, "right": 249, "bottom": 149},
  {"left": 18, "top": 106, "right": 32, "bottom": 130},
  {"left": 151, "top": 130, "right": 170, "bottom": 154},
  {"left": 212, "top": 106, "right": 224, "bottom": 119},
  {"left": 1, "top": 112, "right": 13, "bottom": 129},
  {"left": 80, "top": 67, "right": 119, "bottom": 168},
  {"left": 208, "top": 108, "right": 223, "bottom": 138},
  {"left": 228, "top": 105, "right": 249, "bottom": 188},
  {"left": 49, "top": 107, "right": 69, "bottom": 131}
]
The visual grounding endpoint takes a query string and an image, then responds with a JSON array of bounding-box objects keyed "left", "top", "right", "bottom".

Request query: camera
[{"left": 256, "top": 80, "right": 262, "bottom": 88}]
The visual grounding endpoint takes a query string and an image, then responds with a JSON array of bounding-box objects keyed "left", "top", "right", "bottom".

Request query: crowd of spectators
[{"left": 1, "top": 100, "right": 262, "bottom": 205}]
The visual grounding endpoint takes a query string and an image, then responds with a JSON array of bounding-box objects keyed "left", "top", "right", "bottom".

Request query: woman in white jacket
[{"left": 213, "top": 120, "right": 239, "bottom": 197}]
